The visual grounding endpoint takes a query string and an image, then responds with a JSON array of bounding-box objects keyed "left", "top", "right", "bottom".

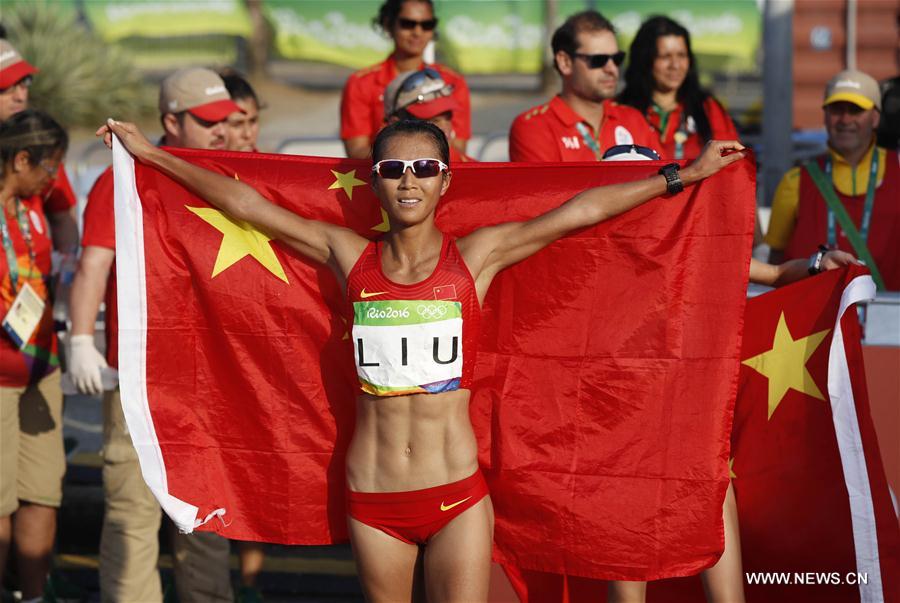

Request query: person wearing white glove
[{"left": 67, "top": 334, "right": 107, "bottom": 396}]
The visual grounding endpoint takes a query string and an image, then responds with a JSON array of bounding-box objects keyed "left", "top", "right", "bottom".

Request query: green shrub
[{"left": 2, "top": 2, "right": 155, "bottom": 128}]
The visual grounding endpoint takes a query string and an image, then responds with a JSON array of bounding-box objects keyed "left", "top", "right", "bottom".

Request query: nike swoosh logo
[
  {"left": 360, "top": 289, "right": 388, "bottom": 299},
  {"left": 440, "top": 496, "right": 472, "bottom": 512}
]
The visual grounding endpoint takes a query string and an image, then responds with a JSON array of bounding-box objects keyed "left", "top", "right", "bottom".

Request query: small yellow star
[
  {"left": 328, "top": 169, "right": 366, "bottom": 200},
  {"left": 729, "top": 457, "right": 736, "bottom": 479},
  {"left": 372, "top": 208, "right": 390, "bottom": 233},
  {"left": 742, "top": 312, "right": 830, "bottom": 420},
  {"left": 186, "top": 206, "right": 288, "bottom": 283}
]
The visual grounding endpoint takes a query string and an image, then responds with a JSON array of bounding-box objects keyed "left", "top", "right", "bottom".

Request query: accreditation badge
[{"left": 2, "top": 282, "right": 45, "bottom": 349}]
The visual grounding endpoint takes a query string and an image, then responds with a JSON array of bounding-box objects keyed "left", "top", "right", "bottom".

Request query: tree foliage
[{"left": 2, "top": 2, "right": 154, "bottom": 128}]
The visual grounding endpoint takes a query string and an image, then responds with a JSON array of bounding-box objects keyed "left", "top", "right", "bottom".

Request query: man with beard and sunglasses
[
  {"left": 766, "top": 69, "right": 900, "bottom": 291},
  {"left": 340, "top": 0, "right": 471, "bottom": 159},
  {"left": 509, "top": 11, "right": 653, "bottom": 163},
  {"left": 67, "top": 68, "right": 242, "bottom": 602}
]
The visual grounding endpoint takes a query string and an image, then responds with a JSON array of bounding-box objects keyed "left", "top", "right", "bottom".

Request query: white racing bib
[{"left": 353, "top": 300, "right": 463, "bottom": 396}]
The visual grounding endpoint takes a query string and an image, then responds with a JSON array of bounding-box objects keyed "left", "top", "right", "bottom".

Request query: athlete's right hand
[
  {"left": 68, "top": 334, "right": 108, "bottom": 396},
  {"left": 96, "top": 119, "right": 154, "bottom": 161},
  {"left": 681, "top": 140, "right": 747, "bottom": 184}
]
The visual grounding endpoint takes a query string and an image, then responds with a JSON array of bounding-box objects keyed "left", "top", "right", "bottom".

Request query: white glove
[{"left": 68, "top": 334, "right": 108, "bottom": 396}]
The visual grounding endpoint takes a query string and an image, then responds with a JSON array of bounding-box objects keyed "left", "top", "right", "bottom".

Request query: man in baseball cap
[
  {"left": 68, "top": 67, "right": 241, "bottom": 602},
  {"left": 0, "top": 38, "right": 38, "bottom": 120},
  {"left": 383, "top": 69, "right": 473, "bottom": 162},
  {"left": 158, "top": 67, "right": 244, "bottom": 150},
  {"left": 767, "top": 67, "right": 900, "bottom": 290}
]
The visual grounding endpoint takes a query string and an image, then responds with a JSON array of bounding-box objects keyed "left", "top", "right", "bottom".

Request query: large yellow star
[
  {"left": 186, "top": 206, "right": 288, "bottom": 283},
  {"left": 742, "top": 312, "right": 830, "bottom": 420},
  {"left": 328, "top": 169, "right": 366, "bottom": 200}
]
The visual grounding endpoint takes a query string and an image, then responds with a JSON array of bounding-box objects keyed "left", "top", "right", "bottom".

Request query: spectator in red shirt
[
  {"left": 340, "top": 0, "right": 471, "bottom": 159},
  {"left": 618, "top": 16, "right": 739, "bottom": 160},
  {"left": 0, "top": 38, "right": 78, "bottom": 255},
  {"left": 0, "top": 110, "right": 69, "bottom": 603},
  {"left": 509, "top": 11, "right": 653, "bottom": 163},
  {"left": 383, "top": 69, "right": 475, "bottom": 163}
]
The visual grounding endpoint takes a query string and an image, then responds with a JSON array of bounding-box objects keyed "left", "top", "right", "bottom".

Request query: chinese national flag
[
  {"left": 112, "top": 139, "right": 755, "bottom": 581},
  {"left": 503, "top": 266, "right": 900, "bottom": 602}
]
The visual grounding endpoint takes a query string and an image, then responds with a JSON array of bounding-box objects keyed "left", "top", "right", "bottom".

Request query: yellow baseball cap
[{"left": 823, "top": 69, "right": 881, "bottom": 111}]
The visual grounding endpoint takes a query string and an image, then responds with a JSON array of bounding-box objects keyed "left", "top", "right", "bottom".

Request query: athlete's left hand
[
  {"left": 822, "top": 249, "right": 863, "bottom": 270},
  {"left": 681, "top": 140, "right": 747, "bottom": 184}
]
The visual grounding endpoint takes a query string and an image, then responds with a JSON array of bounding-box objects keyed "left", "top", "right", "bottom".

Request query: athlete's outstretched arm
[
  {"left": 749, "top": 251, "right": 859, "bottom": 287},
  {"left": 459, "top": 140, "right": 746, "bottom": 292},
  {"left": 97, "top": 120, "right": 366, "bottom": 274}
]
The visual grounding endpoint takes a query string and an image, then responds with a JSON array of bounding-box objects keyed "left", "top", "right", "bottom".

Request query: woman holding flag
[{"left": 98, "top": 117, "right": 856, "bottom": 602}]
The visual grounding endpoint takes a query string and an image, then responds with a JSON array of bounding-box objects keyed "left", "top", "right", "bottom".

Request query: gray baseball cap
[{"left": 158, "top": 67, "right": 243, "bottom": 121}]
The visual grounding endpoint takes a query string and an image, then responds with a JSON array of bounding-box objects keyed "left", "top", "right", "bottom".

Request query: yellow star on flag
[
  {"left": 728, "top": 457, "right": 736, "bottom": 479},
  {"left": 742, "top": 312, "right": 830, "bottom": 420},
  {"left": 328, "top": 169, "right": 366, "bottom": 200},
  {"left": 372, "top": 208, "right": 390, "bottom": 232},
  {"left": 186, "top": 206, "right": 288, "bottom": 283}
]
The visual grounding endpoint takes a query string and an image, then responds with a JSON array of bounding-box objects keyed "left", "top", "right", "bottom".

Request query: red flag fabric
[
  {"left": 729, "top": 266, "right": 900, "bottom": 603},
  {"left": 112, "top": 139, "right": 755, "bottom": 581},
  {"left": 504, "top": 266, "right": 900, "bottom": 602}
]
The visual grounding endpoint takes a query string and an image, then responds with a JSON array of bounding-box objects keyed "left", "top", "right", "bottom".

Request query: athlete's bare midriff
[{"left": 345, "top": 387, "right": 479, "bottom": 493}]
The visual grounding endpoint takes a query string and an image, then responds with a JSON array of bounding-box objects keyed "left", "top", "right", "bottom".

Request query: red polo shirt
[
  {"left": 645, "top": 97, "right": 739, "bottom": 160},
  {"left": 0, "top": 196, "right": 56, "bottom": 386},
  {"left": 509, "top": 96, "right": 654, "bottom": 162},
  {"left": 340, "top": 55, "right": 471, "bottom": 143}
]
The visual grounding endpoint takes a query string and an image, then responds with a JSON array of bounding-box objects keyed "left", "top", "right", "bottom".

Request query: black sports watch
[
  {"left": 658, "top": 163, "right": 684, "bottom": 194},
  {"left": 808, "top": 244, "right": 829, "bottom": 275}
]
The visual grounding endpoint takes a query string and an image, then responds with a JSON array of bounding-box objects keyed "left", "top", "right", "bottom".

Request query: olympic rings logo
[{"left": 416, "top": 304, "right": 447, "bottom": 320}]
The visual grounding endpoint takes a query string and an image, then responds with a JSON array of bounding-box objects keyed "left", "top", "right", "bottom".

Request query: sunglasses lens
[
  {"left": 379, "top": 160, "right": 406, "bottom": 179},
  {"left": 398, "top": 18, "right": 437, "bottom": 31},
  {"left": 412, "top": 160, "right": 441, "bottom": 177},
  {"left": 613, "top": 52, "right": 626, "bottom": 66}
]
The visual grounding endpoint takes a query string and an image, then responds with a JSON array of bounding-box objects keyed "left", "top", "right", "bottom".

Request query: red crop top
[{"left": 346, "top": 234, "right": 481, "bottom": 397}]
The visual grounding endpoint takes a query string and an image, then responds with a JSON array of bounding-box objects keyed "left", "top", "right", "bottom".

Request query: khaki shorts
[{"left": 0, "top": 370, "right": 66, "bottom": 515}]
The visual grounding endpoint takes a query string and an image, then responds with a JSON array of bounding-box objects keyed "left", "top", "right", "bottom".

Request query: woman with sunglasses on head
[
  {"left": 618, "top": 16, "right": 739, "bottom": 161},
  {"left": 340, "top": 0, "right": 471, "bottom": 160},
  {"left": 99, "top": 114, "right": 745, "bottom": 601}
]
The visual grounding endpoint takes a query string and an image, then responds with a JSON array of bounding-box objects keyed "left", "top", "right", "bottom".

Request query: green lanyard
[
  {"left": 574, "top": 122, "right": 604, "bottom": 161},
  {"left": 0, "top": 199, "right": 36, "bottom": 295},
  {"left": 651, "top": 103, "right": 688, "bottom": 159},
  {"left": 824, "top": 150, "right": 878, "bottom": 247}
]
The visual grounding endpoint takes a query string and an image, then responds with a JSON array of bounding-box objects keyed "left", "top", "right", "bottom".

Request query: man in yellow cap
[{"left": 766, "top": 69, "right": 899, "bottom": 290}]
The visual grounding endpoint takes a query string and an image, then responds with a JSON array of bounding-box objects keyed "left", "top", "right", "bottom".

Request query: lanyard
[
  {"left": 0, "top": 198, "right": 36, "bottom": 295},
  {"left": 651, "top": 103, "right": 688, "bottom": 159},
  {"left": 574, "top": 122, "right": 604, "bottom": 161},
  {"left": 824, "top": 151, "right": 878, "bottom": 246}
]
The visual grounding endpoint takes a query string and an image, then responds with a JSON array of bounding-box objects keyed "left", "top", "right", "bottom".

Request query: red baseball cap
[
  {"left": 384, "top": 69, "right": 459, "bottom": 121},
  {"left": 0, "top": 40, "right": 38, "bottom": 89}
]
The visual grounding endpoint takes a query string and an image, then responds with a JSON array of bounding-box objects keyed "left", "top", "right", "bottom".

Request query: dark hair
[
  {"left": 0, "top": 109, "right": 68, "bottom": 173},
  {"left": 374, "top": 0, "right": 435, "bottom": 32},
  {"left": 618, "top": 15, "right": 713, "bottom": 143},
  {"left": 219, "top": 69, "right": 260, "bottom": 107},
  {"left": 371, "top": 119, "right": 449, "bottom": 166},
  {"left": 551, "top": 11, "right": 616, "bottom": 72}
]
